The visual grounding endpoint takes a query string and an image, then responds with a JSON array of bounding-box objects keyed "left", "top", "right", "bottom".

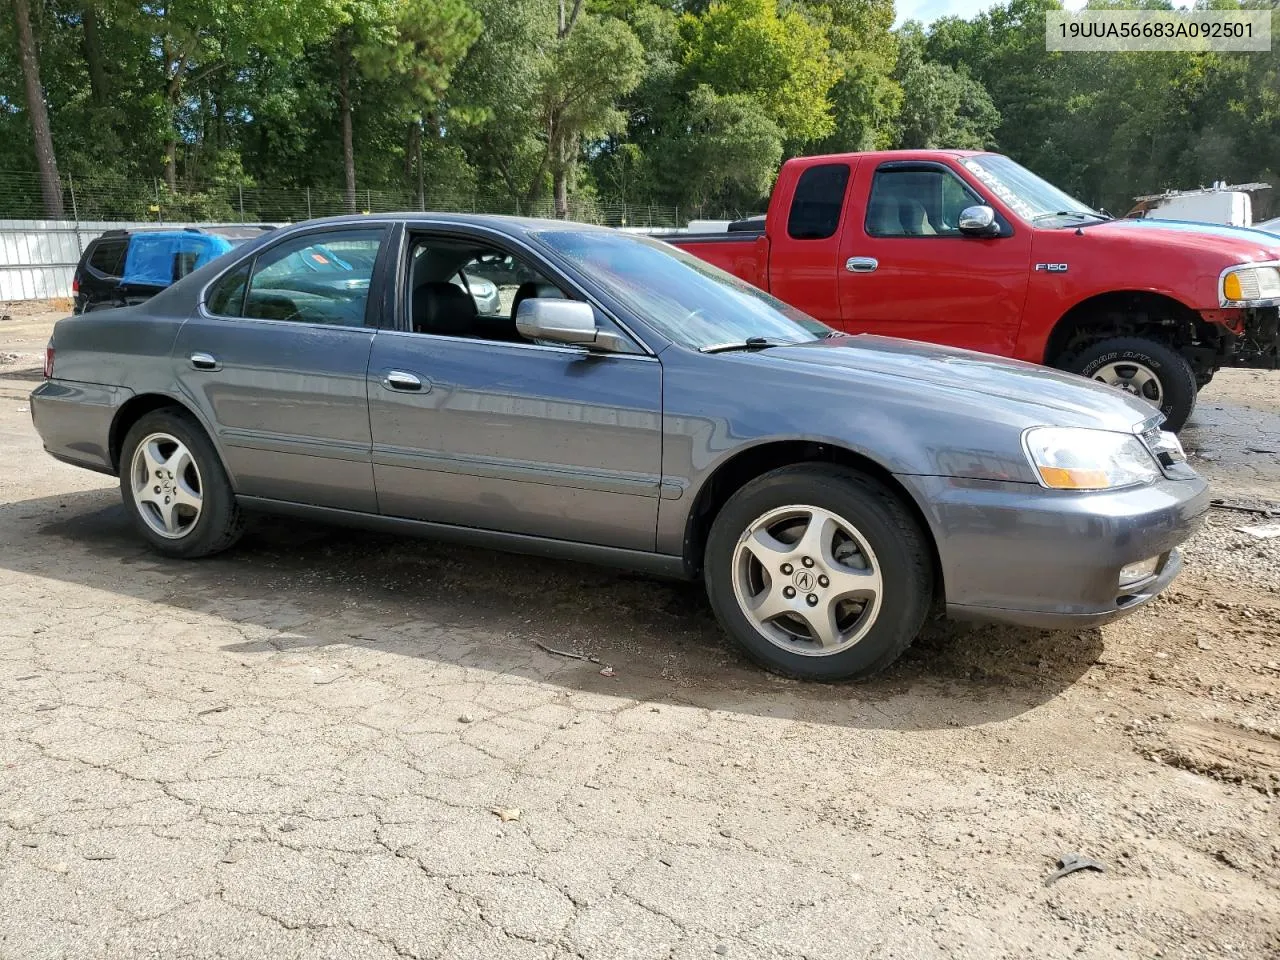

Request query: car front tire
[
  {"left": 1067, "top": 337, "right": 1197, "bottom": 432},
  {"left": 119, "top": 408, "right": 244, "bottom": 558},
  {"left": 704, "top": 464, "right": 934, "bottom": 681}
]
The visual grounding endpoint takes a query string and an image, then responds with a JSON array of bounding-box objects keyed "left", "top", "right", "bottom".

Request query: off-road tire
[{"left": 1067, "top": 336, "right": 1198, "bottom": 432}]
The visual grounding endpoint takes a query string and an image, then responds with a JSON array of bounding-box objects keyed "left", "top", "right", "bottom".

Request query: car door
[
  {"left": 838, "top": 160, "right": 1032, "bottom": 356},
  {"left": 173, "top": 224, "right": 393, "bottom": 512},
  {"left": 367, "top": 228, "right": 663, "bottom": 552},
  {"left": 766, "top": 160, "right": 855, "bottom": 326}
]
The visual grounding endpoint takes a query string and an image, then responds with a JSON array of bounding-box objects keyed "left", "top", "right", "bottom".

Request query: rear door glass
[
  {"left": 787, "top": 164, "right": 851, "bottom": 240},
  {"left": 87, "top": 239, "right": 127, "bottom": 277}
]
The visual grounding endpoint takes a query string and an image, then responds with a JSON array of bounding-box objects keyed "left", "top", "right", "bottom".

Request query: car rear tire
[
  {"left": 1067, "top": 337, "right": 1197, "bottom": 432},
  {"left": 704, "top": 464, "right": 933, "bottom": 681},
  {"left": 119, "top": 408, "right": 244, "bottom": 558}
]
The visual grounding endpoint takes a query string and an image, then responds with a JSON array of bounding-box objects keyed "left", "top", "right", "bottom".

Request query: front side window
[
  {"left": 788, "top": 164, "right": 851, "bottom": 240},
  {"left": 207, "top": 229, "right": 384, "bottom": 325},
  {"left": 865, "top": 168, "right": 983, "bottom": 238},
  {"left": 407, "top": 236, "right": 567, "bottom": 342},
  {"left": 534, "top": 229, "right": 825, "bottom": 350}
]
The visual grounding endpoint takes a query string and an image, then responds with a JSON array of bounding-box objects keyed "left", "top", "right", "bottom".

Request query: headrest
[
  {"left": 511, "top": 281, "right": 563, "bottom": 319},
  {"left": 413, "top": 281, "right": 476, "bottom": 335}
]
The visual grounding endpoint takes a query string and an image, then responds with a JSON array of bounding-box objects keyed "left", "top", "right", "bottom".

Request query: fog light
[{"left": 1119, "top": 556, "right": 1160, "bottom": 588}]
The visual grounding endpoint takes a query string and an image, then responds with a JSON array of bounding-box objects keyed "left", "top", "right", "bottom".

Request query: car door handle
[
  {"left": 845, "top": 257, "right": 879, "bottom": 273},
  {"left": 383, "top": 370, "right": 425, "bottom": 392},
  {"left": 189, "top": 352, "right": 221, "bottom": 371}
]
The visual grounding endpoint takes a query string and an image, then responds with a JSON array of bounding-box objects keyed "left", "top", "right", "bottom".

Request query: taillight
[
  {"left": 44, "top": 341, "right": 54, "bottom": 379},
  {"left": 71, "top": 275, "right": 80, "bottom": 294}
]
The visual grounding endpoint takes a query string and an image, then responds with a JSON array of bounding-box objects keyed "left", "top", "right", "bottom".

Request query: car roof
[{"left": 278, "top": 212, "right": 614, "bottom": 236}]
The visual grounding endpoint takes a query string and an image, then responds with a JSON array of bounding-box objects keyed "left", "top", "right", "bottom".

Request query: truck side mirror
[{"left": 958, "top": 205, "right": 1000, "bottom": 237}]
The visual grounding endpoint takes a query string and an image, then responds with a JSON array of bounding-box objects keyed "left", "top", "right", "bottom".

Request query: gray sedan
[{"left": 30, "top": 214, "right": 1209, "bottom": 680}]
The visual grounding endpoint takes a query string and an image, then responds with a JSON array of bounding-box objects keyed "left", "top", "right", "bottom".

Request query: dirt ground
[{"left": 1, "top": 311, "right": 1277, "bottom": 960}]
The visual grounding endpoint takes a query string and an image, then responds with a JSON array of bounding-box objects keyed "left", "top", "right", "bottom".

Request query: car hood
[
  {"left": 1083, "top": 218, "right": 1280, "bottom": 264},
  {"left": 756, "top": 335, "right": 1159, "bottom": 431}
]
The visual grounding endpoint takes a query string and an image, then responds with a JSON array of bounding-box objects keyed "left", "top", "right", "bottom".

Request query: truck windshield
[
  {"left": 533, "top": 229, "right": 826, "bottom": 349},
  {"left": 961, "top": 154, "right": 1104, "bottom": 227}
]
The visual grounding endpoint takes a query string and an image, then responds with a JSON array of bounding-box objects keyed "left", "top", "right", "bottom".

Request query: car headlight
[
  {"left": 1222, "top": 265, "right": 1280, "bottom": 304},
  {"left": 1022, "top": 427, "right": 1161, "bottom": 490}
]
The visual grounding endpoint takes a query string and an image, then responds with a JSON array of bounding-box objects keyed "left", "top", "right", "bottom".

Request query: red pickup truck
[{"left": 669, "top": 150, "right": 1280, "bottom": 431}]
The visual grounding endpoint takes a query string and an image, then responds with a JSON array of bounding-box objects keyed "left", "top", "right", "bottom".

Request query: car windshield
[
  {"left": 532, "top": 229, "right": 827, "bottom": 349},
  {"left": 960, "top": 154, "right": 1104, "bottom": 226}
]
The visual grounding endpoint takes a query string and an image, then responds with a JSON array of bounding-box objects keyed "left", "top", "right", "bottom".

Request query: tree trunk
[
  {"left": 11, "top": 0, "right": 63, "bottom": 217},
  {"left": 338, "top": 45, "right": 356, "bottom": 213},
  {"left": 553, "top": 167, "right": 569, "bottom": 219},
  {"left": 163, "top": 66, "right": 182, "bottom": 191},
  {"left": 405, "top": 119, "right": 422, "bottom": 204},
  {"left": 81, "top": 4, "right": 109, "bottom": 105}
]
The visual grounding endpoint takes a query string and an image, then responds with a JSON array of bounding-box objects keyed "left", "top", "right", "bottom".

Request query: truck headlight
[
  {"left": 1023, "top": 427, "right": 1161, "bottom": 490},
  {"left": 1222, "top": 265, "right": 1280, "bottom": 304}
]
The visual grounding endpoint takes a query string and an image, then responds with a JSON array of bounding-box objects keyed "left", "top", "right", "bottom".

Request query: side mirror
[
  {"left": 515, "top": 298, "right": 627, "bottom": 351},
  {"left": 957, "top": 205, "right": 1000, "bottom": 237}
]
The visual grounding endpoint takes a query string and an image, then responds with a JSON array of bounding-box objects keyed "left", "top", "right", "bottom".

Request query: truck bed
[{"left": 666, "top": 230, "right": 769, "bottom": 289}]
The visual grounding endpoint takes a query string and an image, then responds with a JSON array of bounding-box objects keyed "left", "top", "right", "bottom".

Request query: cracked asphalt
[{"left": 1, "top": 311, "right": 1278, "bottom": 960}]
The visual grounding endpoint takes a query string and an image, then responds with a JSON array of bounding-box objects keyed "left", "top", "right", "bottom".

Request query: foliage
[{"left": 2, "top": 0, "right": 1280, "bottom": 220}]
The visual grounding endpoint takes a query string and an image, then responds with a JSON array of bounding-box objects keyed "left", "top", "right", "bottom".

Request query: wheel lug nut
[
  {"left": 154, "top": 486, "right": 161, "bottom": 494},
  {"left": 783, "top": 586, "right": 796, "bottom": 599},
  {"left": 806, "top": 594, "right": 819, "bottom": 606},
  {"left": 801, "top": 557, "right": 814, "bottom": 568},
  {"left": 818, "top": 575, "right": 829, "bottom": 588},
  {"left": 780, "top": 563, "right": 792, "bottom": 575}
]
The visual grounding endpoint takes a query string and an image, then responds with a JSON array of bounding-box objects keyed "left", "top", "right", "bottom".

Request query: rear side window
[
  {"left": 787, "top": 164, "right": 851, "bottom": 240},
  {"left": 207, "top": 263, "right": 250, "bottom": 316},
  {"left": 205, "top": 228, "right": 385, "bottom": 327},
  {"left": 87, "top": 239, "right": 127, "bottom": 277}
]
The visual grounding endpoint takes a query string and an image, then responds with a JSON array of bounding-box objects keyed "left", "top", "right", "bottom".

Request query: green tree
[
  {"left": 893, "top": 21, "right": 998, "bottom": 150},
  {"left": 680, "top": 0, "right": 841, "bottom": 145},
  {"left": 533, "top": 6, "right": 644, "bottom": 215}
]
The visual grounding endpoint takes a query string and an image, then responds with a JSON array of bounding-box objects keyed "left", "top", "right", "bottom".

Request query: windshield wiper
[
  {"left": 1031, "top": 210, "right": 1106, "bottom": 223},
  {"left": 700, "top": 337, "right": 800, "bottom": 354}
]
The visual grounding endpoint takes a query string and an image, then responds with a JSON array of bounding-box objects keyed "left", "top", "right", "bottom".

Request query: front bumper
[
  {"left": 898, "top": 473, "right": 1210, "bottom": 629},
  {"left": 1217, "top": 306, "right": 1280, "bottom": 369}
]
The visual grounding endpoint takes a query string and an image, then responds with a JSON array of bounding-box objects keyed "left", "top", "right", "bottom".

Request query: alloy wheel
[
  {"left": 730, "top": 504, "right": 883, "bottom": 657},
  {"left": 130, "top": 432, "right": 203, "bottom": 539}
]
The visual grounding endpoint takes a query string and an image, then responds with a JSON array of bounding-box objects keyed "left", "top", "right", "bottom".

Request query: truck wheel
[
  {"left": 1067, "top": 337, "right": 1197, "bottom": 432},
  {"left": 119, "top": 408, "right": 245, "bottom": 558},
  {"left": 704, "top": 464, "right": 933, "bottom": 681}
]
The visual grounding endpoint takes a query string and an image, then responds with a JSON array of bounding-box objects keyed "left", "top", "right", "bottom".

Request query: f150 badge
[{"left": 1035, "top": 263, "right": 1069, "bottom": 272}]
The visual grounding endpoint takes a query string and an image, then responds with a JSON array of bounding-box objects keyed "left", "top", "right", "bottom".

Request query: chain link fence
[{"left": 0, "top": 171, "right": 691, "bottom": 229}]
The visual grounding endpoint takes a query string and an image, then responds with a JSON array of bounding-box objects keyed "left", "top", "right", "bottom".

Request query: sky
[{"left": 894, "top": 0, "right": 1087, "bottom": 26}]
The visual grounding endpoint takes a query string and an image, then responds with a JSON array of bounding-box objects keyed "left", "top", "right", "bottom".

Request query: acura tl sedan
[{"left": 30, "top": 214, "right": 1209, "bottom": 680}]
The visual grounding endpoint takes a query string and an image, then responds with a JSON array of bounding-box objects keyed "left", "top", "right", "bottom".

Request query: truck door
[
  {"left": 766, "top": 160, "right": 856, "bottom": 326},
  {"left": 838, "top": 160, "right": 1031, "bottom": 356}
]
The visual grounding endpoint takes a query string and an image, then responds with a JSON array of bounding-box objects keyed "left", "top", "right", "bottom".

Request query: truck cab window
[
  {"left": 787, "top": 164, "right": 851, "bottom": 240},
  {"left": 866, "top": 168, "right": 982, "bottom": 238}
]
